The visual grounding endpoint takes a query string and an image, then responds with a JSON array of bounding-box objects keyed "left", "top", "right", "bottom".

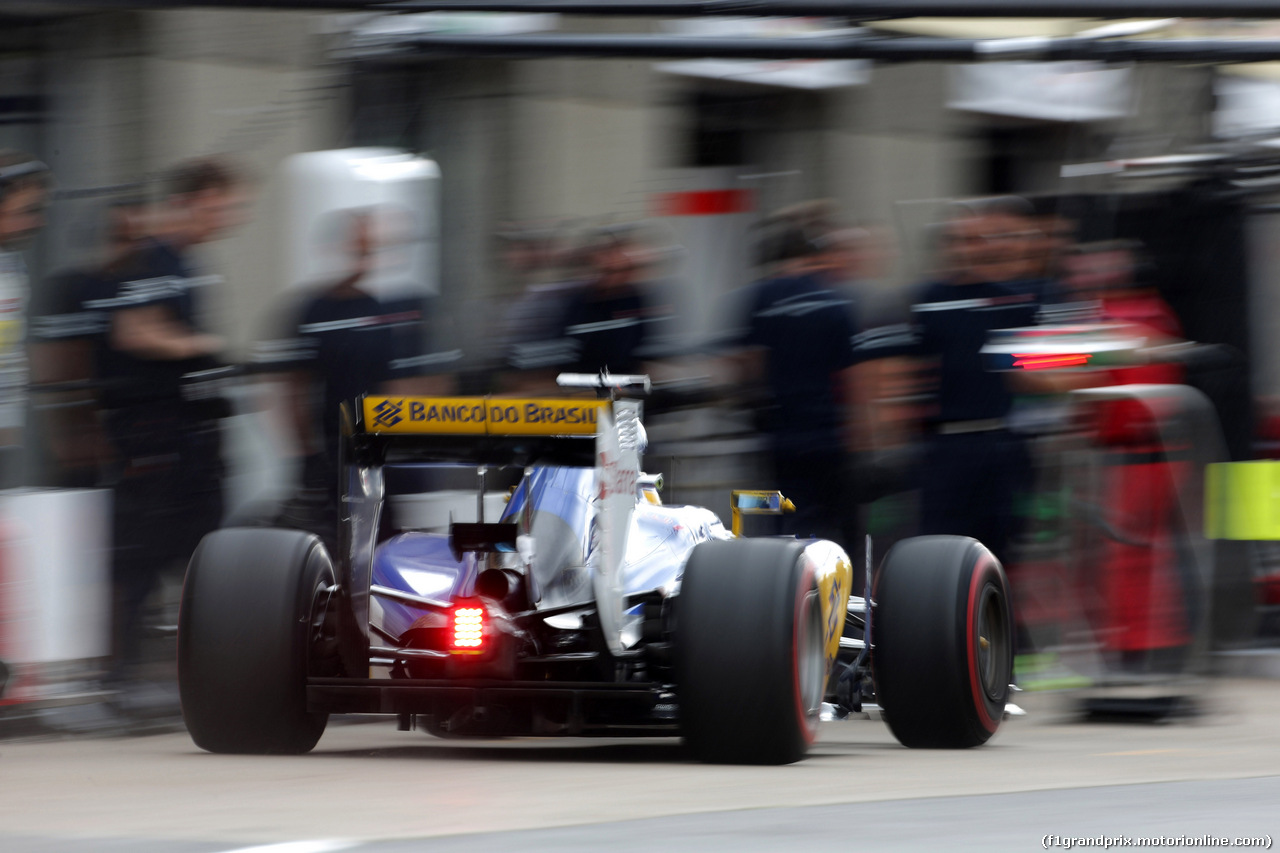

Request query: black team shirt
[
  {"left": 93, "top": 238, "right": 221, "bottom": 412},
  {"left": 744, "top": 271, "right": 860, "bottom": 454}
]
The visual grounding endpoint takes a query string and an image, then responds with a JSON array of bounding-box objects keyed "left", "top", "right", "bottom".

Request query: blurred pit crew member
[
  {"left": 824, "top": 224, "right": 914, "bottom": 461},
  {"left": 1062, "top": 240, "right": 1182, "bottom": 352},
  {"left": 493, "top": 222, "right": 587, "bottom": 391},
  {"left": 257, "top": 206, "right": 455, "bottom": 509},
  {"left": 503, "top": 226, "right": 669, "bottom": 391},
  {"left": 99, "top": 157, "right": 247, "bottom": 685},
  {"left": 27, "top": 196, "right": 150, "bottom": 486},
  {"left": 737, "top": 214, "right": 865, "bottom": 554},
  {"left": 856, "top": 199, "right": 1046, "bottom": 570},
  {"left": 0, "top": 150, "right": 50, "bottom": 486},
  {"left": 979, "top": 198, "right": 1065, "bottom": 308},
  {"left": 1062, "top": 241, "right": 1193, "bottom": 667},
  {"left": 1031, "top": 213, "right": 1078, "bottom": 285}
]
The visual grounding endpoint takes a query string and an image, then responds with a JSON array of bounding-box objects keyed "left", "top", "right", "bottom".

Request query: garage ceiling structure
[
  {"left": 6, "top": 1, "right": 1280, "bottom": 13},
  {"left": 12, "top": 1, "right": 1280, "bottom": 61}
]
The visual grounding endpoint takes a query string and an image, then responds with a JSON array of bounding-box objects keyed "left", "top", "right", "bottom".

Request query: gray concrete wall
[
  {"left": 412, "top": 60, "right": 514, "bottom": 319},
  {"left": 826, "top": 64, "right": 979, "bottom": 286}
]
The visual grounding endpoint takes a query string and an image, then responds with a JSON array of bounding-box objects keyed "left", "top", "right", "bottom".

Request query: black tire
[
  {"left": 676, "top": 538, "right": 825, "bottom": 765},
  {"left": 178, "top": 528, "right": 333, "bottom": 754},
  {"left": 873, "top": 535, "right": 1012, "bottom": 748}
]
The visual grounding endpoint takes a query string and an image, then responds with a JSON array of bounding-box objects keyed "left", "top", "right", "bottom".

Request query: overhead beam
[
  {"left": 375, "top": 0, "right": 1280, "bottom": 16},
  {"left": 354, "top": 33, "right": 1280, "bottom": 62},
  {"left": 19, "top": 0, "right": 1280, "bottom": 19}
]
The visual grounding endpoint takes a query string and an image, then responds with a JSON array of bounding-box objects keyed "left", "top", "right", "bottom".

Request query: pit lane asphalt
[{"left": 2, "top": 679, "right": 1278, "bottom": 852}]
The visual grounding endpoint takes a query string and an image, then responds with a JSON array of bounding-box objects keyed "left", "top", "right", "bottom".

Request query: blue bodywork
[{"left": 371, "top": 465, "right": 727, "bottom": 643}]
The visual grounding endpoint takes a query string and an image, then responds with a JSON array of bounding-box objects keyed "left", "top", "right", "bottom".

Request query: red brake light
[{"left": 449, "top": 603, "right": 486, "bottom": 653}]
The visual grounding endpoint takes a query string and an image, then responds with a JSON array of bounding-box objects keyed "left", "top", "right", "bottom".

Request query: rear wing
[
  {"left": 363, "top": 396, "right": 603, "bottom": 437},
  {"left": 338, "top": 389, "right": 642, "bottom": 658},
  {"left": 343, "top": 395, "right": 607, "bottom": 468}
]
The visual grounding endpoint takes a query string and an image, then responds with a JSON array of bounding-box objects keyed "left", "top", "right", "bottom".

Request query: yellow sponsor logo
[
  {"left": 363, "top": 396, "right": 604, "bottom": 436},
  {"left": 365, "top": 397, "right": 488, "bottom": 434},
  {"left": 488, "top": 398, "right": 602, "bottom": 435}
]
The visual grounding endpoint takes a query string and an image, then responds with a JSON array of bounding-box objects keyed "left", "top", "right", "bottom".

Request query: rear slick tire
[
  {"left": 874, "top": 535, "right": 1012, "bottom": 748},
  {"left": 677, "top": 538, "right": 825, "bottom": 765},
  {"left": 178, "top": 528, "right": 333, "bottom": 754}
]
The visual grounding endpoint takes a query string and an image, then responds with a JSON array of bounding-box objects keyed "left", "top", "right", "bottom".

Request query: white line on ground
[{"left": 215, "top": 842, "right": 359, "bottom": 853}]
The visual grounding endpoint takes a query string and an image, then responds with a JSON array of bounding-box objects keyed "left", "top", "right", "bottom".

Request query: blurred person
[
  {"left": 1063, "top": 241, "right": 1194, "bottom": 669},
  {"left": 0, "top": 150, "right": 50, "bottom": 486},
  {"left": 256, "top": 206, "right": 454, "bottom": 527},
  {"left": 363, "top": 202, "right": 460, "bottom": 396},
  {"left": 889, "top": 200, "right": 1042, "bottom": 568},
  {"left": 974, "top": 196, "right": 1062, "bottom": 305},
  {"left": 1028, "top": 215, "right": 1089, "bottom": 327},
  {"left": 996, "top": 203, "right": 1041, "bottom": 284},
  {"left": 772, "top": 199, "right": 840, "bottom": 246},
  {"left": 855, "top": 203, "right": 1046, "bottom": 660},
  {"left": 828, "top": 226, "right": 937, "bottom": 571},
  {"left": 825, "top": 224, "right": 909, "bottom": 453},
  {"left": 494, "top": 222, "right": 584, "bottom": 388},
  {"left": 737, "top": 213, "right": 865, "bottom": 553},
  {"left": 504, "top": 226, "right": 669, "bottom": 390},
  {"left": 986, "top": 214, "right": 1087, "bottom": 666},
  {"left": 1031, "top": 213, "right": 1077, "bottom": 283},
  {"left": 1062, "top": 240, "right": 1182, "bottom": 348},
  {"left": 496, "top": 219, "right": 567, "bottom": 290},
  {"left": 99, "top": 157, "right": 247, "bottom": 690},
  {"left": 827, "top": 223, "right": 899, "bottom": 319},
  {"left": 559, "top": 227, "right": 659, "bottom": 378},
  {"left": 28, "top": 195, "right": 151, "bottom": 486},
  {"left": 1000, "top": 213, "right": 1084, "bottom": 432}
]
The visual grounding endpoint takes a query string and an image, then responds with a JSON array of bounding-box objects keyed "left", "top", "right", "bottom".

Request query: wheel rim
[
  {"left": 308, "top": 577, "right": 340, "bottom": 677},
  {"left": 975, "top": 583, "right": 1009, "bottom": 702},
  {"left": 797, "top": 589, "right": 825, "bottom": 720}
]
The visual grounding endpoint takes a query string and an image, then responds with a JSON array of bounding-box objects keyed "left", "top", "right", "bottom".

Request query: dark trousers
[
  {"left": 920, "top": 429, "right": 1029, "bottom": 567},
  {"left": 772, "top": 446, "right": 866, "bottom": 587},
  {"left": 108, "top": 407, "right": 224, "bottom": 678}
]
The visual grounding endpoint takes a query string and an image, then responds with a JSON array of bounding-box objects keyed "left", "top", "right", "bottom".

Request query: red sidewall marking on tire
[
  {"left": 965, "top": 555, "right": 1000, "bottom": 734},
  {"left": 792, "top": 558, "right": 818, "bottom": 745}
]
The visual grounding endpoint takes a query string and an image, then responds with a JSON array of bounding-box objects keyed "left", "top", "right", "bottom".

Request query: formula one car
[{"left": 177, "top": 376, "right": 1013, "bottom": 763}]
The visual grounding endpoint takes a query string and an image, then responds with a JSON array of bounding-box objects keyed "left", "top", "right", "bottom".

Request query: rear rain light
[{"left": 449, "top": 603, "right": 486, "bottom": 653}]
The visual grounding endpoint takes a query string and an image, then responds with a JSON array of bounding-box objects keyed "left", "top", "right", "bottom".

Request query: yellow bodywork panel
[
  {"left": 727, "top": 490, "right": 846, "bottom": 664},
  {"left": 363, "top": 396, "right": 605, "bottom": 436},
  {"left": 801, "top": 540, "right": 853, "bottom": 672}
]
